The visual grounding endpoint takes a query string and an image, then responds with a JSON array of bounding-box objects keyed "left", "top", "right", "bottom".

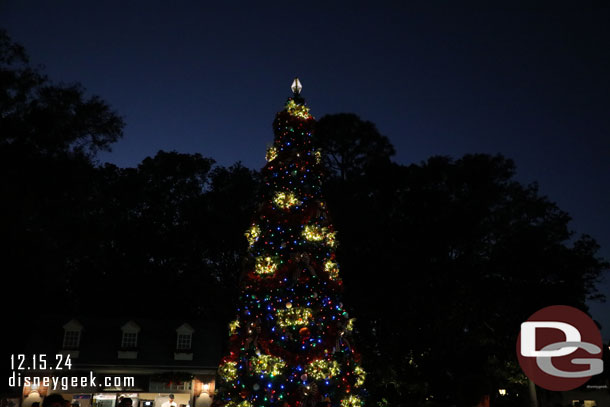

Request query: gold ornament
[
  {"left": 302, "top": 225, "right": 327, "bottom": 242},
  {"left": 285, "top": 99, "right": 311, "bottom": 119},
  {"left": 325, "top": 231, "right": 337, "bottom": 247},
  {"left": 228, "top": 319, "right": 240, "bottom": 336},
  {"left": 251, "top": 354, "right": 286, "bottom": 377},
  {"left": 324, "top": 260, "right": 340, "bottom": 280},
  {"left": 245, "top": 224, "right": 261, "bottom": 246},
  {"left": 354, "top": 365, "right": 366, "bottom": 387},
  {"left": 276, "top": 307, "right": 313, "bottom": 327},
  {"left": 341, "top": 396, "right": 363, "bottom": 407},
  {"left": 346, "top": 318, "right": 356, "bottom": 333},
  {"left": 266, "top": 146, "right": 278, "bottom": 162},
  {"left": 314, "top": 150, "right": 322, "bottom": 164},
  {"left": 226, "top": 401, "right": 251, "bottom": 407},
  {"left": 273, "top": 191, "right": 301, "bottom": 209},
  {"left": 255, "top": 256, "right": 279, "bottom": 276},
  {"left": 306, "top": 359, "right": 341, "bottom": 380},
  {"left": 218, "top": 361, "right": 238, "bottom": 381}
]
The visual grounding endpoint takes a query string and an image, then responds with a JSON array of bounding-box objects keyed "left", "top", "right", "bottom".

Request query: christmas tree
[{"left": 213, "top": 79, "right": 366, "bottom": 407}]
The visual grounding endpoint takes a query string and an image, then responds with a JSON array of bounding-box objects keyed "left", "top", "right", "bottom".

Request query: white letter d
[{"left": 521, "top": 321, "right": 581, "bottom": 357}]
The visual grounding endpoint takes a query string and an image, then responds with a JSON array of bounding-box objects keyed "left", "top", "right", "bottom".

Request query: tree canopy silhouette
[
  {"left": 321, "top": 148, "right": 608, "bottom": 406},
  {"left": 314, "top": 113, "right": 395, "bottom": 180}
]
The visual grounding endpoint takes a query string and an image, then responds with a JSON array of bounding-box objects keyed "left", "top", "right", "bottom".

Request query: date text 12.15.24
[{"left": 10, "top": 354, "right": 72, "bottom": 370}]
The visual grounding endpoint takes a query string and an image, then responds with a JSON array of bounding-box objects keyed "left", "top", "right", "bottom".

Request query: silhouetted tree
[
  {"left": 65, "top": 153, "right": 259, "bottom": 319},
  {"left": 321, "top": 152, "right": 608, "bottom": 406},
  {"left": 0, "top": 30, "right": 123, "bottom": 157},
  {"left": 315, "top": 113, "right": 395, "bottom": 180},
  {"left": 0, "top": 29, "right": 125, "bottom": 394},
  {"left": 0, "top": 29, "right": 124, "bottom": 314}
]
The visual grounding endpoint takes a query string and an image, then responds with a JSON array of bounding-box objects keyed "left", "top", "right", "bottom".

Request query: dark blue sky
[{"left": 3, "top": 2, "right": 609, "bottom": 337}]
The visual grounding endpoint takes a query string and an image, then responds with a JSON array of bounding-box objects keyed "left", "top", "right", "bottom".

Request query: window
[
  {"left": 122, "top": 332, "right": 138, "bottom": 348},
  {"left": 61, "top": 319, "right": 83, "bottom": 353},
  {"left": 63, "top": 330, "right": 81, "bottom": 349},
  {"left": 177, "top": 333, "right": 192, "bottom": 350},
  {"left": 175, "top": 323, "right": 194, "bottom": 354},
  {"left": 120, "top": 320, "right": 140, "bottom": 351}
]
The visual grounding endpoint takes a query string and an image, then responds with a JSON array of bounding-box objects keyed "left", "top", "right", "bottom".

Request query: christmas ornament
[{"left": 299, "top": 327, "right": 311, "bottom": 339}]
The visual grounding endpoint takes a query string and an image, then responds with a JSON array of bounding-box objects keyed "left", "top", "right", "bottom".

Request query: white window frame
[
  {"left": 121, "top": 331, "right": 138, "bottom": 348},
  {"left": 175, "top": 323, "right": 195, "bottom": 351},
  {"left": 176, "top": 333, "right": 192, "bottom": 350},
  {"left": 120, "top": 320, "right": 141, "bottom": 349},
  {"left": 62, "top": 319, "right": 83, "bottom": 349},
  {"left": 63, "top": 330, "right": 81, "bottom": 349}
]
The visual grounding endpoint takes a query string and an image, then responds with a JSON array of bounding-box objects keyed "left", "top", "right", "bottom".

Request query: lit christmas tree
[{"left": 213, "top": 79, "right": 366, "bottom": 407}]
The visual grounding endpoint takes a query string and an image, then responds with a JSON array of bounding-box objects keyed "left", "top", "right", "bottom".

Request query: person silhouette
[{"left": 161, "top": 395, "right": 176, "bottom": 407}]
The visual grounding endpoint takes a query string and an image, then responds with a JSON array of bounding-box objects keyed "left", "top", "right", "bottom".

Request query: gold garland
[
  {"left": 275, "top": 307, "right": 313, "bottom": 327},
  {"left": 285, "top": 99, "right": 311, "bottom": 119},
  {"left": 255, "top": 256, "right": 279, "bottom": 276},
  {"left": 314, "top": 150, "right": 322, "bottom": 164},
  {"left": 244, "top": 224, "right": 261, "bottom": 246},
  {"left": 302, "top": 225, "right": 327, "bottom": 241},
  {"left": 218, "top": 361, "right": 238, "bottom": 382},
  {"left": 226, "top": 401, "right": 251, "bottom": 407},
  {"left": 273, "top": 191, "right": 301, "bottom": 209},
  {"left": 354, "top": 365, "right": 366, "bottom": 387},
  {"left": 251, "top": 354, "right": 286, "bottom": 377},
  {"left": 266, "top": 146, "right": 278, "bottom": 162},
  {"left": 324, "top": 260, "right": 340, "bottom": 280},
  {"left": 228, "top": 319, "right": 240, "bottom": 336},
  {"left": 340, "top": 396, "right": 363, "bottom": 407},
  {"left": 306, "top": 359, "right": 341, "bottom": 380}
]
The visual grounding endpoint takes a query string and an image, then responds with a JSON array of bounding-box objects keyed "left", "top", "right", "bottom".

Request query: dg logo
[{"left": 516, "top": 305, "right": 604, "bottom": 391}]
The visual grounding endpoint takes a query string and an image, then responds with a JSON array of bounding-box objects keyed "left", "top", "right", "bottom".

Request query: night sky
[{"left": 3, "top": 2, "right": 609, "bottom": 338}]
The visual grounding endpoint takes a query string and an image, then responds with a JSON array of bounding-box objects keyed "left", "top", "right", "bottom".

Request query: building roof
[{"left": 25, "top": 315, "right": 224, "bottom": 371}]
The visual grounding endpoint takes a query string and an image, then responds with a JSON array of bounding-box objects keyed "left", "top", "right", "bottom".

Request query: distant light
[{"left": 498, "top": 389, "right": 507, "bottom": 396}]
